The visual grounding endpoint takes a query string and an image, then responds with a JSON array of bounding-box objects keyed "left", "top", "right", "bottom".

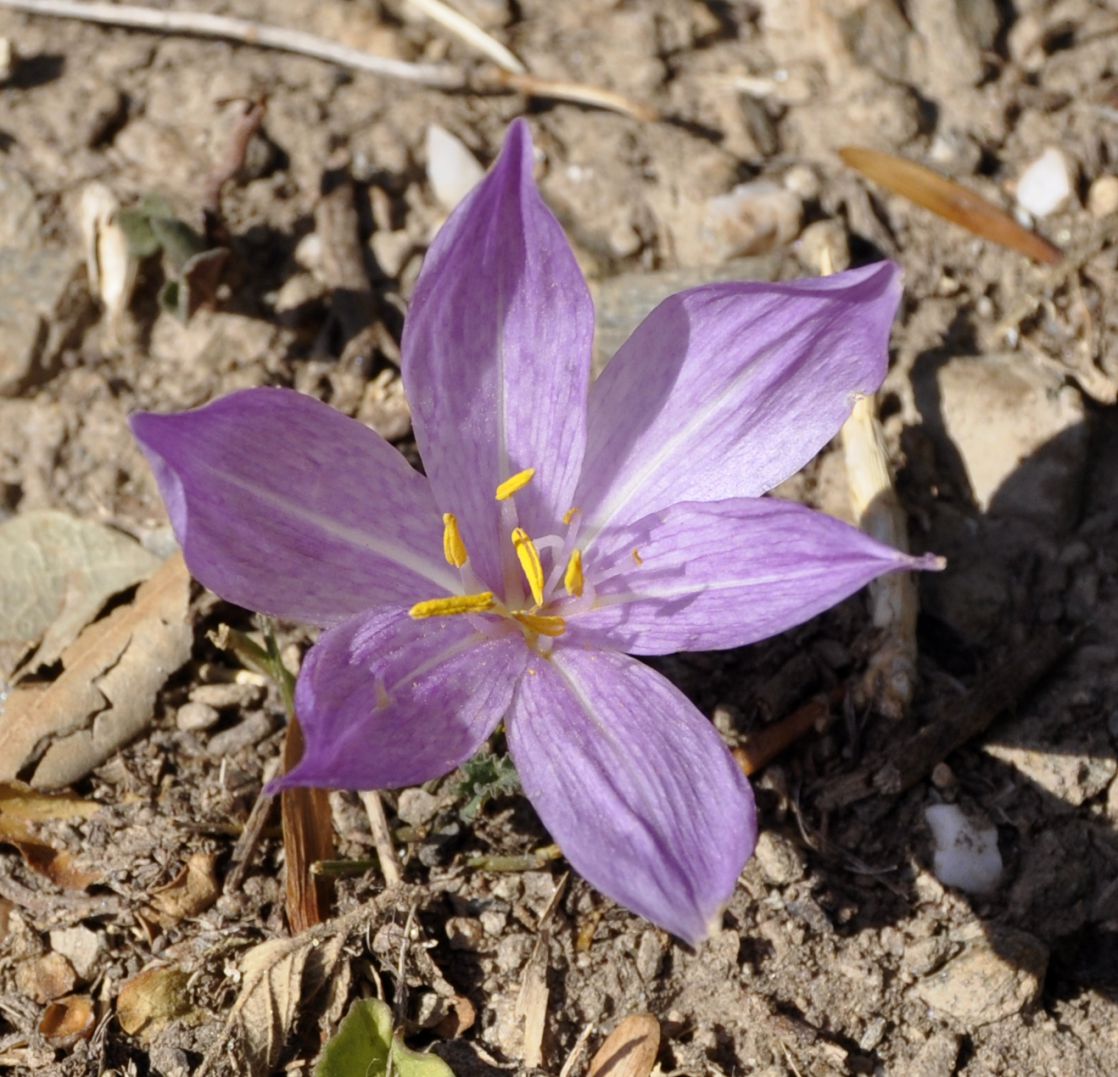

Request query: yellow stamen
[
  {"left": 410, "top": 592, "right": 495, "bottom": 619},
  {"left": 562, "top": 506, "right": 580, "bottom": 526},
  {"left": 495, "top": 467, "right": 536, "bottom": 501},
  {"left": 513, "top": 611, "right": 567, "bottom": 637},
  {"left": 511, "top": 527, "right": 545, "bottom": 606},
  {"left": 632, "top": 548, "right": 644, "bottom": 566},
  {"left": 564, "top": 549, "right": 584, "bottom": 598},
  {"left": 442, "top": 513, "right": 468, "bottom": 568}
]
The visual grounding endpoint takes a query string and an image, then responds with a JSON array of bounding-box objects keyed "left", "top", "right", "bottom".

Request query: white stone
[
  {"left": 425, "top": 124, "right": 485, "bottom": 213},
  {"left": 925, "top": 803, "right": 1002, "bottom": 895},
  {"left": 1015, "top": 147, "right": 1074, "bottom": 218}
]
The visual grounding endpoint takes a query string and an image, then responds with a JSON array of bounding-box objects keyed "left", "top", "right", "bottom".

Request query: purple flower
[{"left": 132, "top": 120, "right": 937, "bottom": 945}]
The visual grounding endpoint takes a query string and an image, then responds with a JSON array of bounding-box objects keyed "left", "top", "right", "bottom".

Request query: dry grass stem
[
  {"left": 404, "top": 0, "right": 525, "bottom": 74},
  {"left": 0, "top": 0, "right": 467, "bottom": 87}
]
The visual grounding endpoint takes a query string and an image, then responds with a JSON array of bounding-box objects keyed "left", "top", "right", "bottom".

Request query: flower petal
[
  {"left": 568, "top": 497, "right": 939, "bottom": 655},
  {"left": 574, "top": 263, "right": 902, "bottom": 547},
  {"left": 507, "top": 646, "right": 756, "bottom": 945},
  {"left": 273, "top": 607, "right": 527, "bottom": 791},
  {"left": 131, "top": 388, "right": 456, "bottom": 626},
  {"left": 403, "top": 119, "right": 594, "bottom": 589}
]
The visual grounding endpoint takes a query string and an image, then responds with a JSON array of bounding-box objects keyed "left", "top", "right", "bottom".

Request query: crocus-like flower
[{"left": 132, "top": 120, "right": 938, "bottom": 945}]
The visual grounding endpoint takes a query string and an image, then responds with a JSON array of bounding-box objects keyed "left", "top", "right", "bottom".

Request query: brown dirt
[{"left": 2, "top": 1, "right": 1118, "bottom": 1074}]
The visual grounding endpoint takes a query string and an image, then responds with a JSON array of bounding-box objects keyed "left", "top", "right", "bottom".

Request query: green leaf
[
  {"left": 455, "top": 751, "right": 520, "bottom": 821},
  {"left": 316, "top": 998, "right": 455, "bottom": 1077},
  {"left": 315, "top": 997, "right": 392, "bottom": 1077},
  {"left": 117, "top": 208, "right": 161, "bottom": 259},
  {"left": 391, "top": 1030, "right": 455, "bottom": 1077}
]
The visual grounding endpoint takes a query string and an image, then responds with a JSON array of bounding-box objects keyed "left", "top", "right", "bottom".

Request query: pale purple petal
[
  {"left": 131, "top": 388, "right": 457, "bottom": 626},
  {"left": 272, "top": 607, "right": 527, "bottom": 791},
  {"left": 567, "top": 497, "right": 940, "bottom": 655},
  {"left": 574, "top": 263, "right": 902, "bottom": 545},
  {"left": 507, "top": 646, "right": 756, "bottom": 945},
  {"left": 403, "top": 119, "right": 594, "bottom": 589}
]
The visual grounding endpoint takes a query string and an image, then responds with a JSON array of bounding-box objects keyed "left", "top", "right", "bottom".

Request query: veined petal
[
  {"left": 272, "top": 607, "right": 527, "bottom": 791},
  {"left": 403, "top": 119, "right": 593, "bottom": 589},
  {"left": 507, "top": 646, "right": 756, "bottom": 945},
  {"left": 131, "top": 388, "right": 456, "bottom": 626},
  {"left": 574, "top": 263, "right": 902, "bottom": 549},
  {"left": 569, "top": 497, "right": 940, "bottom": 655}
]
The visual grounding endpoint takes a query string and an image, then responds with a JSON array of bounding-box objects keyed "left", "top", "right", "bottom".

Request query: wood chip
[
  {"left": 588, "top": 1013, "right": 660, "bottom": 1077},
  {"left": 840, "top": 146, "right": 1064, "bottom": 265}
]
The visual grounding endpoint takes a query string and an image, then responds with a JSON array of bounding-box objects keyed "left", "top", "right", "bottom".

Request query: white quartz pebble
[
  {"left": 1015, "top": 147, "right": 1074, "bottom": 219},
  {"left": 925, "top": 802, "right": 1003, "bottom": 895}
]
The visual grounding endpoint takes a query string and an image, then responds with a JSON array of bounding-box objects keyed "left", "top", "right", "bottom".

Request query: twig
[
  {"left": 2, "top": 0, "right": 659, "bottom": 121},
  {"left": 817, "top": 626, "right": 1075, "bottom": 809},
  {"left": 359, "top": 790, "right": 403, "bottom": 887},
  {"left": 733, "top": 692, "right": 839, "bottom": 777},
  {"left": 404, "top": 0, "right": 525, "bottom": 74},
  {"left": 494, "top": 68, "right": 660, "bottom": 123},
  {"left": 224, "top": 756, "right": 280, "bottom": 894},
  {"left": 0, "top": 0, "right": 467, "bottom": 87}
]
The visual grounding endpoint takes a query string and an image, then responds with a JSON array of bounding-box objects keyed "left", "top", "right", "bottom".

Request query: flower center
[{"left": 408, "top": 468, "right": 584, "bottom": 652}]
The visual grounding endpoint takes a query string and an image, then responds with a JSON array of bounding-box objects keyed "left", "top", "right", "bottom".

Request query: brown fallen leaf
[
  {"left": 39, "top": 994, "right": 96, "bottom": 1046},
  {"left": 145, "top": 852, "right": 221, "bottom": 928},
  {"left": 0, "top": 510, "right": 160, "bottom": 679},
  {"left": 197, "top": 886, "right": 418, "bottom": 1077},
  {"left": 588, "top": 1013, "right": 661, "bottom": 1077},
  {"left": 116, "top": 966, "right": 194, "bottom": 1039},
  {"left": 0, "top": 781, "right": 103, "bottom": 888},
  {"left": 0, "top": 553, "right": 192, "bottom": 789},
  {"left": 839, "top": 146, "right": 1064, "bottom": 266},
  {"left": 15, "top": 952, "right": 76, "bottom": 1004}
]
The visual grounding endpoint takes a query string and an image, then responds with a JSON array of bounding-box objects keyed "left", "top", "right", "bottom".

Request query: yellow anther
[
  {"left": 511, "top": 527, "right": 545, "bottom": 606},
  {"left": 409, "top": 592, "right": 495, "bottom": 619},
  {"left": 562, "top": 506, "right": 580, "bottom": 526},
  {"left": 513, "top": 611, "right": 567, "bottom": 637},
  {"left": 495, "top": 467, "right": 536, "bottom": 501},
  {"left": 442, "top": 513, "right": 468, "bottom": 568},
  {"left": 564, "top": 548, "right": 584, "bottom": 598},
  {"left": 632, "top": 548, "right": 644, "bottom": 566}
]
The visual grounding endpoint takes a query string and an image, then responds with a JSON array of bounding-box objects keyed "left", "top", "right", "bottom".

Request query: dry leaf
[
  {"left": 0, "top": 510, "right": 160, "bottom": 679},
  {"left": 200, "top": 930, "right": 346, "bottom": 1076},
  {"left": 839, "top": 146, "right": 1064, "bottom": 266},
  {"left": 146, "top": 852, "right": 221, "bottom": 927},
  {"left": 198, "top": 888, "right": 418, "bottom": 1077},
  {"left": 0, "top": 553, "right": 192, "bottom": 789},
  {"left": 15, "top": 952, "right": 76, "bottom": 1003},
  {"left": 39, "top": 994, "right": 96, "bottom": 1046},
  {"left": 282, "top": 716, "right": 335, "bottom": 932},
  {"left": 116, "top": 966, "right": 193, "bottom": 1039},
  {"left": 0, "top": 781, "right": 103, "bottom": 888},
  {"left": 588, "top": 1014, "right": 661, "bottom": 1077}
]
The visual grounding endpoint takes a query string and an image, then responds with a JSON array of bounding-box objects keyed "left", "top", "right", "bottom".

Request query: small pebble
[
  {"left": 1015, "top": 147, "right": 1075, "bottom": 218},
  {"left": 753, "top": 830, "right": 806, "bottom": 885},
  {"left": 177, "top": 701, "right": 220, "bottom": 732},
  {"left": 190, "top": 682, "right": 264, "bottom": 710},
  {"left": 442, "top": 917, "right": 482, "bottom": 952},
  {"left": 426, "top": 124, "right": 485, "bottom": 212},
  {"left": 925, "top": 802, "right": 1002, "bottom": 895},
  {"left": 396, "top": 788, "right": 443, "bottom": 827},
  {"left": 701, "top": 180, "right": 802, "bottom": 262},
  {"left": 0, "top": 38, "right": 14, "bottom": 83},
  {"left": 796, "top": 219, "right": 850, "bottom": 274},
  {"left": 914, "top": 927, "right": 1047, "bottom": 1025},
  {"left": 206, "top": 712, "right": 274, "bottom": 755},
  {"left": 1087, "top": 175, "right": 1118, "bottom": 218},
  {"left": 930, "top": 762, "right": 955, "bottom": 789}
]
